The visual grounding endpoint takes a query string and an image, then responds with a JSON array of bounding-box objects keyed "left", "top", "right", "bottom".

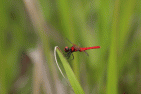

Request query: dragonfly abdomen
[{"left": 80, "top": 46, "right": 100, "bottom": 51}]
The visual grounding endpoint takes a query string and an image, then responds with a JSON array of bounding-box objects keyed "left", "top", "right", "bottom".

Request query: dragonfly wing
[
  {"left": 73, "top": 45, "right": 81, "bottom": 51},
  {"left": 66, "top": 38, "right": 73, "bottom": 44},
  {"left": 66, "top": 38, "right": 80, "bottom": 50},
  {"left": 83, "top": 50, "right": 89, "bottom": 56},
  {"left": 73, "top": 44, "right": 89, "bottom": 56}
]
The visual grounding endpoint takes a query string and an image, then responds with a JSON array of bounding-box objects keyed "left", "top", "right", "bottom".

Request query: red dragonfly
[{"left": 64, "top": 38, "right": 100, "bottom": 59}]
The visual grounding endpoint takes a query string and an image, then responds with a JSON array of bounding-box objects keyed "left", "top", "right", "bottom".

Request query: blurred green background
[{"left": 0, "top": 0, "right": 141, "bottom": 94}]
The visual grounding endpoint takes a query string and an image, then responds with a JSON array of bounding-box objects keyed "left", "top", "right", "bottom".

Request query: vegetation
[{"left": 0, "top": 0, "right": 140, "bottom": 94}]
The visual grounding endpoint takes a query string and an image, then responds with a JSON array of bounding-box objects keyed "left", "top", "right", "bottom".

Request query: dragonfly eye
[{"left": 64, "top": 47, "right": 69, "bottom": 52}]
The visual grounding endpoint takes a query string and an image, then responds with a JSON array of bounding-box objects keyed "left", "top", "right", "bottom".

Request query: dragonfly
[{"left": 64, "top": 38, "right": 100, "bottom": 59}]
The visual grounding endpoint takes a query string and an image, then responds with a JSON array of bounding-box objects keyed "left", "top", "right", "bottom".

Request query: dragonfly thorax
[{"left": 64, "top": 47, "right": 70, "bottom": 52}]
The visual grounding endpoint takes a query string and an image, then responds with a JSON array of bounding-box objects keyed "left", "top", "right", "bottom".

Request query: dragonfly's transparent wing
[
  {"left": 66, "top": 38, "right": 80, "bottom": 49},
  {"left": 73, "top": 44, "right": 89, "bottom": 56},
  {"left": 73, "top": 44, "right": 81, "bottom": 50},
  {"left": 83, "top": 50, "right": 89, "bottom": 56},
  {"left": 66, "top": 38, "right": 89, "bottom": 56},
  {"left": 66, "top": 38, "right": 73, "bottom": 44}
]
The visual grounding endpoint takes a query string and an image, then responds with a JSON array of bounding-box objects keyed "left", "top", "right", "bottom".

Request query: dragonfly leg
[
  {"left": 66, "top": 52, "right": 72, "bottom": 59},
  {"left": 71, "top": 53, "right": 74, "bottom": 60},
  {"left": 64, "top": 51, "right": 72, "bottom": 59},
  {"left": 64, "top": 53, "right": 68, "bottom": 57},
  {"left": 66, "top": 52, "right": 74, "bottom": 60}
]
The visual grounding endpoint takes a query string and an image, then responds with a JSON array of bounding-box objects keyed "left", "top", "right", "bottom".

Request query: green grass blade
[
  {"left": 54, "top": 46, "right": 85, "bottom": 94},
  {"left": 106, "top": 0, "right": 119, "bottom": 94}
]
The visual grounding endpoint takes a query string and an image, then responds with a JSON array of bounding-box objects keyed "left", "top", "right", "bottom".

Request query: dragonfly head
[{"left": 64, "top": 47, "right": 70, "bottom": 52}]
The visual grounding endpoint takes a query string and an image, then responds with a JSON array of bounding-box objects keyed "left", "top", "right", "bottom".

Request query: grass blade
[{"left": 54, "top": 46, "right": 85, "bottom": 94}]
